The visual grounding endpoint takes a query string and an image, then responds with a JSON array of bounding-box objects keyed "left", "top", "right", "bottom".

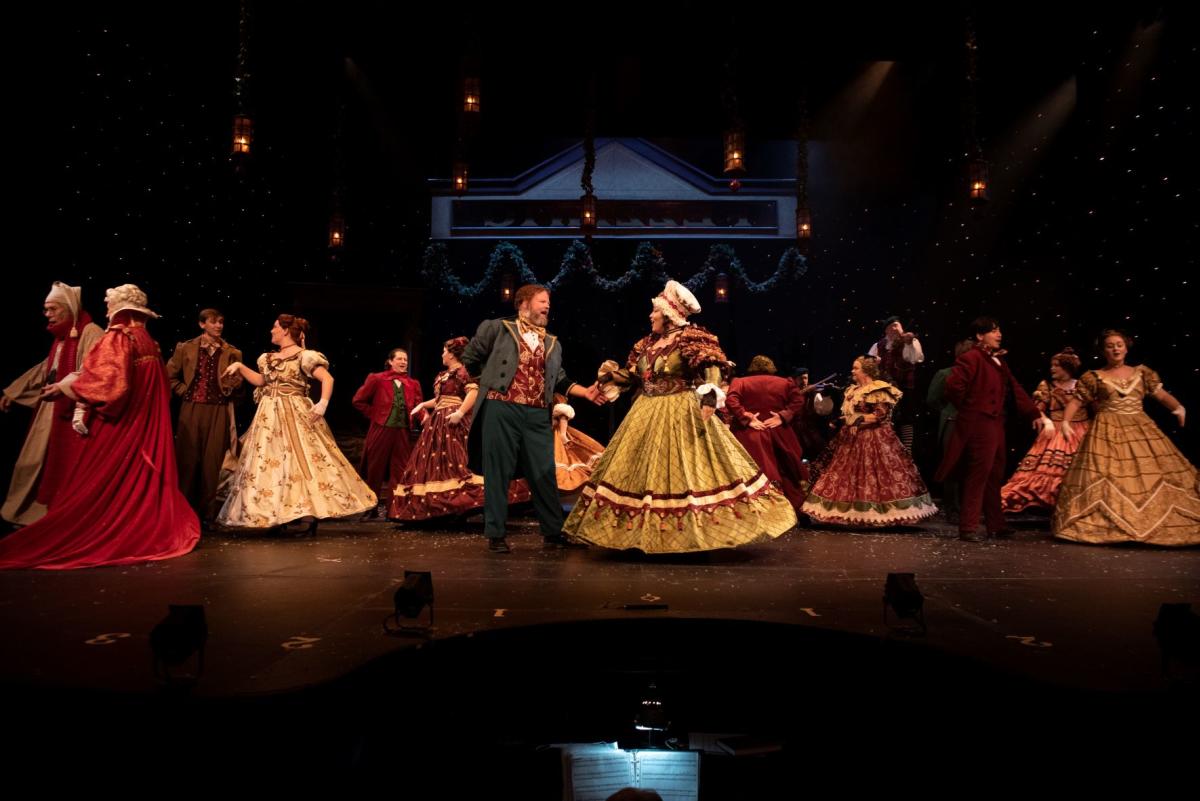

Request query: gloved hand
[{"left": 72, "top": 404, "right": 89, "bottom": 436}]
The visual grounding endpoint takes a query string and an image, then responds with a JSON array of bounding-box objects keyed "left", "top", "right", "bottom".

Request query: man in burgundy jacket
[
  {"left": 352, "top": 348, "right": 423, "bottom": 515},
  {"left": 935, "top": 317, "right": 1039, "bottom": 542},
  {"left": 726, "top": 355, "right": 809, "bottom": 512}
]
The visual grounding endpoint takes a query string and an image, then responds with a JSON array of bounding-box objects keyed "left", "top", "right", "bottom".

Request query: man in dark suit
[
  {"left": 462, "top": 285, "right": 605, "bottom": 553},
  {"left": 935, "top": 317, "right": 1039, "bottom": 542},
  {"left": 165, "top": 308, "right": 243, "bottom": 524}
]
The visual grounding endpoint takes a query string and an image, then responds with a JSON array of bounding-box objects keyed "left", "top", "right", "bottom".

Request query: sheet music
[
  {"left": 561, "top": 744, "right": 634, "bottom": 801},
  {"left": 560, "top": 744, "right": 699, "bottom": 801},
  {"left": 632, "top": 751, "right": 699, "bottom": 801}
]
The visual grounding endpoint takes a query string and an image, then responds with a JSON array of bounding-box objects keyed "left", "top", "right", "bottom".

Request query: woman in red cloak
[{"left": 0, "top": 284, "right": 199, "bottom": 569}]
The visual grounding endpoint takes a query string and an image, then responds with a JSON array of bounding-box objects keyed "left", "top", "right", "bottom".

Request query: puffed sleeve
[
  {"left": 1032, "top": 380, "right": 1050, "bottom": 413},
  {"left": 1074, "top": 371, "right": 1099, "bottom": 404},
  {"left": 595, "top": 336, "right": 652, "bottom": 400},
  {"left": 253, "top": 352, "right": 270, "bottom": 404},
  {"left": 457, "top": 366, "right": 478, "bottom": 393},
  {"left": 67, "top": 329, "right": 135, "bottom": 420},
  {"left": 624, "top": 336, "right": 651, "bottom": 372},
  {"left": 678, "top": 326, "right": 730, "bottom": 372},
  {"left": 1139, "top": 365, "right": 1162, "bottom": 395},
  {"left": 300, "top": 349, "right": 330, "bottom": 378},
  {"left": 863, "top": 386, "right": 901, "bottom": 410}
]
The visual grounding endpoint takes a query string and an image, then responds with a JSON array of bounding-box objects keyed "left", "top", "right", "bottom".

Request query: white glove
[
  {"left": 695, "top": 383, "right": 727, "bottom": 410},
  {"left": 310, "top": 398, "right": 328, "bottom": 417},
  {"left": 447, "top": 410, "right": 464, "bottom": 425},
  {"left": 72, "top": 404, "right": 89, "bottom": 436},
  {"left": 1172, "top": 405, "right": 1186, "bottom": 427}
]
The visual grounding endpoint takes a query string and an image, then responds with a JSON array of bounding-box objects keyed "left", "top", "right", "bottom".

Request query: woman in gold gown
[
  {"left": 563, "top": 280, "right": 796, "bottom": 553},
  {"left": 1053, "top": 329, "right": 1199, "bottom": 545}
]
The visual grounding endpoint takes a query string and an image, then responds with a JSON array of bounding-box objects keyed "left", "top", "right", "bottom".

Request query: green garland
[{"left": 422, "top": 240, "right": 807, "bottom": 300}]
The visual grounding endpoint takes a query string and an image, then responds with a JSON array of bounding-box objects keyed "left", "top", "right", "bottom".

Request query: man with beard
[{"left": 462, "top": 284, "right": 605, "bottom": 553}]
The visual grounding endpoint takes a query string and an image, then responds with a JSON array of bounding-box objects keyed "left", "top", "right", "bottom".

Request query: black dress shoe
[
  {"left": 291, "top": 518, "right": 319, "bottom": 538},
  {"left": 543, "top": 533, "right": 587, "bottom": 549},
  {"left": 958, "top": 529, "right": 988, "bottom": 543},
  {"left": 488, "top": 537, "right": 511, "bottom": 553}
]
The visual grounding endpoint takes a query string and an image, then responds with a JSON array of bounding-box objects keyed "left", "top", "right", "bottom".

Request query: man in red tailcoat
[
  {"left": 352, "top": 348, "right": 423, "bottom": 516},
  {"left": 726, "top": 355, "right": 810, "bottom": 512},
  {"left": 935, "top": 317, "right": 1039, "bottom": 542}
]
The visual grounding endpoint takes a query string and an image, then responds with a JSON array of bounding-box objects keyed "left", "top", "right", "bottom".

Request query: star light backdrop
[{"left": 10, "top": 3, "right": 1195, "bottom": 475}]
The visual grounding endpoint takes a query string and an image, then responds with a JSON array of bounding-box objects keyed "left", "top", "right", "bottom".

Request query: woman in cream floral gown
[{"left": 217, "top": 314, "right": 376, "bottom": 531}]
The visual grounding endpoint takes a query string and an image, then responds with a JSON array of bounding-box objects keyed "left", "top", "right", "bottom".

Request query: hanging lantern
[
  {"left": 500, "top": 272, "right": 515, "bottom": 304},
  {"left": 795, "top": 206, "right": 812, "bottom": 240},
  {"left": 329, "top": 212, "right": 345, "bottom": 248},
  {"left": 232, "top": 114, "right": 253, "bottom": 155},
  {"left": 463, "top": 77, "right": 481, "bottom": 114},
  {"left": 453, "top": 161, "right": 469, "bottom": 195},
  {"left": 968, "top": 158, "right": 990, "bottom": 203},
  {"left": 714, "top": 273, "right": 730, "bottom": 303},
  {"left": 580, "top": 192, "right": 597, "bottom": 232},
  {"left": 723, "top": 129, "right": 745, "bottom": 174}
]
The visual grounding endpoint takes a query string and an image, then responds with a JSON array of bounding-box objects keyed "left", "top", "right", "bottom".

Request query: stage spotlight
[
  {"left": 1153, "top": 603, "right": 1200, "bottom": 678},
  {"left": 150, "top": 605, "right": 208, "bottom": 685},
  {"left": 883, "top": 572, "right": 926, "bottom": 633},
  {"left": 384, "top": 570, "right": 434, "bottom": 634}
]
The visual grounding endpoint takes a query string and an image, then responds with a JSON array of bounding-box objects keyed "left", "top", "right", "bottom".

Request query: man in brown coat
[{"left": 165, "top": 308, "right": 243, "bottom": 525}]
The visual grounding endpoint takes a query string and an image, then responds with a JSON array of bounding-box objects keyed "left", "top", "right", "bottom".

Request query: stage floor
[{"left": 2, "top": 511, "right": 1197, "bottom": 698}]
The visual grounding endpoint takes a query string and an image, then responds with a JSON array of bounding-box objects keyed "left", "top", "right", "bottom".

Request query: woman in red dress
[
  {"left": 0, "top": 285, "right": 199, "bottom": 569},
  {"left": 801, "top": 356, "right": 937, "bottom": 527},
  {"left": 389, "top": 337, "right": 530, "bottom": 521}
]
